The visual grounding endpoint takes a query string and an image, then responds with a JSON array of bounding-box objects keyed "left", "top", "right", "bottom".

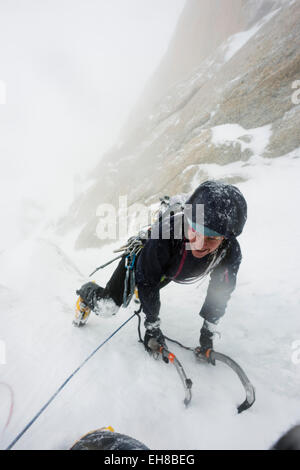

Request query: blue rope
[{"left": 6, "top": 312, "right": 137, "bottom": 450}]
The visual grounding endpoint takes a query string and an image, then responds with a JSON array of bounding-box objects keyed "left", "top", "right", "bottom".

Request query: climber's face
[{"left": 187, "top": 227, "right": 224, "bottom": 259}]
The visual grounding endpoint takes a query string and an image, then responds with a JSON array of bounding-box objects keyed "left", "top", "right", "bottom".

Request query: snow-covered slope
[
  {"left": 1, "top": 0, "right": 299, "bottom": 451},
  {"left": 59, "top": 0, "right": 300, "bottom": 250},
  {"left": 1, "top": 152, "right": 300, "bottom": 450}
]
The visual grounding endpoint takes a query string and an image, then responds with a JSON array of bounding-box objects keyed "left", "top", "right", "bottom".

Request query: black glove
[
  {"left": 144, "top": 327, "right": 168, "bottom": 363},
  {"left": 76, "top": 282, "right": 102, "bottom": 310},
  {"left": 144, "top": 327, "right": 166, "bottom": 351},
  {"left": 199, "top": 324, "right": 214, "bottom": 354}
]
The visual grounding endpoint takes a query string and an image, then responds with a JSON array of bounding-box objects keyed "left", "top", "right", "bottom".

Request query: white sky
[{"left": 0, "top": 0, "right": 185, "bottom": 216}]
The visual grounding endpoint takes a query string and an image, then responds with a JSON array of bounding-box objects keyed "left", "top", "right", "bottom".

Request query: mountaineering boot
[
  {"left": 73, "top": 282, "right": 104, "bottom": 326},
  {"left": 73, "top": 297, "right": 91, "bottom": 326},
  {"left": 73, "top": 296, "right": 91, "bottom": 327},
  {"left": 76, "top": 281, "right": 103, "bottom": 310}
]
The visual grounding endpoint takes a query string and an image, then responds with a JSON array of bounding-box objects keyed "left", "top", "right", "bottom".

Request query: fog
[{"left": 0, "top": 0, "right": 185, "bottom": 235}]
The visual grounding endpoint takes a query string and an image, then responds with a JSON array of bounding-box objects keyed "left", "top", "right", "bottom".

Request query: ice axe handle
[{"left": 148, "top": 338, "right": 192, "bottom": 406}]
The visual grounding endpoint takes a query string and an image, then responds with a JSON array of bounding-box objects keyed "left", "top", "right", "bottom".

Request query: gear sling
[{"left": 96, "top": 235, "right": 170, "bottom": 312}]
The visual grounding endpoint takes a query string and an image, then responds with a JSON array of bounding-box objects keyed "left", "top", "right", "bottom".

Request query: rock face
[{"left": 60, "top": 0, "right": 300, "bottom": 249}]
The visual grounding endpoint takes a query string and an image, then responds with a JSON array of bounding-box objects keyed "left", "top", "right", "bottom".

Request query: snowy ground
[{"left": 1, "top": 152, "right": 300, "bottom": 450}]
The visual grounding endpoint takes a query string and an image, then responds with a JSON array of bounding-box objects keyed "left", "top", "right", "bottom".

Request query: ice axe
[
  {"left": 147, "top": 338, "right": 193, "bottom": 406},
  {"left": 195, "top": 348, "right": 256, "bottom": 414}
]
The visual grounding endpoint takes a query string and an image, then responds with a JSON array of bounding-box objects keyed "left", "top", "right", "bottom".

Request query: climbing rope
[{"left": 5, "top": 311, "right": 140, "bottom": 451}]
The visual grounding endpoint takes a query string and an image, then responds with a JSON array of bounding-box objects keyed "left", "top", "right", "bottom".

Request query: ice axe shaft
[
  {"left": 89, "top": 254, "right": 124, "bottom": 277},
  {"left": 195, "top": 348, "right": 256, "bottom": 414},
  {"left": 148, "top": 338, "right": 192, "bottom": 406}
]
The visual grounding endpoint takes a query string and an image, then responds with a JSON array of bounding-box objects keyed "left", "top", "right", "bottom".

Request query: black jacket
[
  {"left": 136, "top": 182, "right": 246, "bottom": 325},
  {"left": 136, "top": 222, "right": 242, "bottom": 323},
  {"left": 135, "top": 217, "right": 242, "bottom": 325}
]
